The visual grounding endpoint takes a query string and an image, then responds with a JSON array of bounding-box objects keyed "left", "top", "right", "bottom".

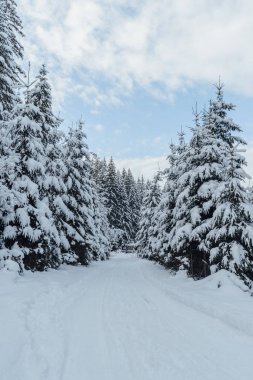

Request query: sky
[{"left": 19, "top": 0, "right": 253, "bottom": 180}]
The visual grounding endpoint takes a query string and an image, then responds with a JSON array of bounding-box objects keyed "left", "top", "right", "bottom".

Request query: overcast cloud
[
  {"left": 115, "top": 146, "right": 253, "bottom": 180},
  {"left": 20, "top": 0, "right": 253, "bottom": 106}
]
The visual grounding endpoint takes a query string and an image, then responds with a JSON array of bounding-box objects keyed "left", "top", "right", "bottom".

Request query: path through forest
[{"left": 1, "top": 252, "right": 253, "bottom": 380}]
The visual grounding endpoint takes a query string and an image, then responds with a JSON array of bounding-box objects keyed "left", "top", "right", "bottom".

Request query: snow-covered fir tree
[
  {"left": 103, "top": 158, "right": 125, "bottom": 249},
  {"left": 163, "top": 115, "right": 214, "bottom": 277},
  {"left": 178, "top": 105, "right": 228, "bottom": 278},
  {"left": 136, "top": 176, "right": 145, "bottom": 208},
  {"left": 3, "top": 88, "right": 60, "bottom": 271},
  {"left": 152, "top": 142, "right": 179, "bottom": 266},
  {"left": 0, "top": 0, "right": 23, "bottom": 113},
  {"left": 135, "top": 173, "right": 161, "bottom": 259},
  {"left": 104, "top": 158, "right": 121, "bottom": 230},
  {"left": 147, "top": 82, "right": 253, "bottom": 286},
  {"left": 201, "top": 83, "right": 253, "bottom": 286},
  {"left": 164, "top": 130, "right": 193, "bottom": 272},
  {"left": 91, "top": 189, "right": 110, "bottom": 261},
  {"left": 128, "top": 185, "right": 140, "bottom": 240},
  {"left": 61, "top": 121, "right": 99, "bottom": 265},
  {"left": 91, "top": 156, "right": 107, "bottom": 197},
  {"left": 0, "top": 108, "right": 15, "bottom": 253},
  {"left": 29, "top": 65, "right": 73, "bottom": 264},
  {"left": 0, "top": 0, "right": 24, "bottom": 264},
  {"left": 246, "top": 185, "right": 253, "bottom": 204},
  {"left": 208, "top": 144, "right": 253, "bottom": 286},
  {"left": 124, "top": 169, "right": 141, "bottom": 239},
  {"left": 116, "top": 170, "right": 132, "bottom": 241}
]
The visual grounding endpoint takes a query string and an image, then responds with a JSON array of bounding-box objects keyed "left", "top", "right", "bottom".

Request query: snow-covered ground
[{"left": 1, "top": 252, "right": 253, "bottom": 380}]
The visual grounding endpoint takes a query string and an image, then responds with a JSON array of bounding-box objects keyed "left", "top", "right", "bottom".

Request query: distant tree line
[{"left": 91, "top": 156, "right": 146, "bottom": 249}]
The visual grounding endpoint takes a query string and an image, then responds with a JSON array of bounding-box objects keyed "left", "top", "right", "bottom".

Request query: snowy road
[{"left": 1, "top": 253, "right": 253, "bottom": 380}]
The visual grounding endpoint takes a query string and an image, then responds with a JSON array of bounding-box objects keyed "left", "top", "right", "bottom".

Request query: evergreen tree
[
  {"left": 90, "top": 155, "right": 110, "bottom": 259},
  {"left": 188, "top": 86, "right": 244, "bottom": 274},
  {"left": 136, "top": 176, "right": 145, "bottom": 208},
  {"left": 136, "top": 174, "right": 161, "bottom": 259},
  {"left": 104, "top": 159, "right": 128, "bottom": 249},
  {"left": 208, "top": 145, "right": 253, "bottom": 286},
  {"left": 104, "top": 158, "right": 122, "bottom": 230},
  {"left": 30, "top": 65, "right": 72, "bottom": 263},
  {"left": 128, "top": 185, "right": 140, "bottom": 240},
  {"left": 246, "top": 185, "right": 253, "bottom": 205},
  {"left": 165, "top": 130, "right": 191, "bottom": 272},
  {"left": 92, "top": 189, "right": 110, "bottom": 260},
  {"left": 0, "top": 0, "right": 23, "bottom": 112},
  {"left": 0, "top": 105, "right": 17, "bottom": 265},
  {"left": 153, "top": 142, "right": 179, "bottom": 266},
  {"left": 182, "top": 106, "right": 226, "bottom": 278},
  {"left": 124, "top": 169, "right": 140, "bottom": 240},
  {"left": 200, "top": 83, "right": 253, "bottom": 286},
  {"left": 91, "top": 156, "right": 108, "bottom": 199},
  {"left": 124, "top": 169, "right": 134, "bottom": 196},
  {"left": 62, "top": 121, "right": 97, "bottom": 265},
  {"left": 0, "top": 0, "right": 24, "bottom": 258},
  {"left": 3, "top": 90, "right": 60, "bottom": 271},
  {"left": 165, "top": 83, "right": 253, "bottom": 284},
  {"left": 30, "top": 65, "right": 59, "bottom": 145},
  {"left": 116, "top": 170, "right": 131, "bottom": 241},
  {"left": 166, "top": 111, "right": 219, "bottom": 277}
]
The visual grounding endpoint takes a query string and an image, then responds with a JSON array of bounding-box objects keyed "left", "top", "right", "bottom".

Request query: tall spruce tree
[
  {"left": 104, "top": 158, "right": 122, "bottom": 230},
  {"left": 0, "top": 0, "right": 23, "bottom": 264},
  {"left": 90, "top": 155, "right": 110, "bottom": 258},
  {"left": 128, "top": 185, "right": 140, "bottom": 240},
  {"left": 136, "top": 176, "right": 145, "bottom": 208},
  {"left": 124, "top": 169, "right": 140, "bottom": 240},
  {"left": 0, "top": 107, "right": 14, "bottom": 243},
  {"left": 116, "top": 170, "right": 131, "bottom": 241},
  {"left": 162, "top": 113, "right": 214, "bottom": 277},
  {"left": 135, "top": 174, "right": 161, "bottom": 259},
  {"left": 165, "top": 130, "right": 191, "bottom": 272},
  {"left": 182, "top": 106, "right": 226, "bottom": 278},
  {"left": 201, "top": 83, "right": 253, "bottom": 286},
  {"left": 97, "top": 158, "right": 108, "bottom": 200},
  {"left": 61, "top": 121, "right": 98, "bottom": 265},
  {"left": 92, "top": 188, "right": 110, "bottom": 260},
  {"left": 153, "top": 142, "right": 179, "bottom": 266},
  {"left": 104, "top": 158, "right": 126, "bottom": 249},
  {"left": 0, "top": 0, "right": 23, "bottom": 113},
  {"left": 246, "top": 186, "right": 253, "bottom": 208},
  {"left": 208, "top": 145, "right": 253, "bottom": 287},
  {"left": 91, "top": 156, "right": 107, "bottom": 196},
  {"left": 3, "top": 89, "right": 60, "bottom": 271},
  {"left": 29, "top": 65, "right": 73, "bottom": 263}
]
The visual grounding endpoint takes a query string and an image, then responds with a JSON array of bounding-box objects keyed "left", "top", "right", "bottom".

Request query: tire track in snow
[
  {"left": 113, "top": 254, "right": 253, "bottom": 380},
  {"left": 22, "top": 284, "right": 68, "bottom": 380},
  {"left": 101, "top": 259, "right": 140, "bottom": 380},
  {"left": 139, "top": 258, "right": 253, "bottom": 337}
]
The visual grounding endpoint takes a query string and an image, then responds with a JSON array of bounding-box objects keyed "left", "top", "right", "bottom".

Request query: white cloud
[
  {"left": 19, "top": 0, "right": 253, "bottom": 107},
  {"left": 90, "top": 123, "right": 105, "bottom": 132},
  {"left": 114, "top": 156, "right": 167, "bottom": 179},
  {"left": 113, "top": 141, "right": 253, "bottom": 181},
  {"left": 153, "top": 136, "right": 162, "bottom": 145}
]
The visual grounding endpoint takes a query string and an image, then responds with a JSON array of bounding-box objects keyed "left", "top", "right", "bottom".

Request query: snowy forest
[{"left": 1, "top": 0, "right": 253, "bottom": 291}]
